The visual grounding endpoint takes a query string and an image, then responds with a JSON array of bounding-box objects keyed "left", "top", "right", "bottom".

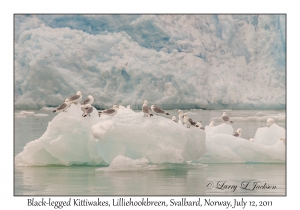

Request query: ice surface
[
  {"left": 254, "top": 123, "right": 285, "bottom": 146},
  {"left": 199, "top": 123, "right": 285, "bottom": 163},
  {"left": 34, "top": 113, "right": 49, "bottom": 117},
  {"left": 14, "top": 15, "right": 285, "bottom": 110},
  {"left": 15, "top": 104, "right": 206, "bottom": 166},
  {"left": 95, "top": 155, "right": 157, "bottom": 171}
]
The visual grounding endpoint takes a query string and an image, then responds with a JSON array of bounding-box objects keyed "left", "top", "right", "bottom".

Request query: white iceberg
[
  {"left": 254, "top": 123, "right": 286, "bottom": 146},
  {"left": 199, "top": 123, "right": 285, "bottom": 163},
  {"left": 15, "top": 104, "right": 206, "bottom": 166}
]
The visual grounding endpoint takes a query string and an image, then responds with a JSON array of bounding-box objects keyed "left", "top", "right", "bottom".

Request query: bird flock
[{"left": 52, "top": 92, "right": 285, "bottom": 144}]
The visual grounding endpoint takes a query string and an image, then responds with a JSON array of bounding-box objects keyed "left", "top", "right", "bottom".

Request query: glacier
[
  {"left": 15, "top": 104, "right": 285, "bottom": 166},
  {"left": 14, "top": 14, "right": 285, "bottom": 110}
]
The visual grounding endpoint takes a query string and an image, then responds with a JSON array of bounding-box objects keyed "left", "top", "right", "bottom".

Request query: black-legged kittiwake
[
  {"left": 183, "top": 113, "right": 196, "bottom": 128},
  {"left": 53, "top": 99, "right": 71, "bottom": 113},
  {"left": 81, "top": 95, "right": 94, "bottom": 105},
  {"left": 142, "top": 100, "right": 153, "bottom": 117},
  {"left": 67, "top": 91, "right": 82, "bottom": 104},
  {"left": 151, "top": 105, "right": 170, "bottom": 115},
  {"left": 172, "top": 116, "right": 178, "bottom": 123},
  {"left": 195, "top": 122, "right": 204, "bottom": 130},
  {"left": 178, "top": 110, "right": 184, "bottom": 124},
  {"left": 233, "top": 128, "right": 242, "bottom": 137},
  {"left": 267, "top": 118, "right": 275, "bottom": 127},
  {"left": 222, "top": 112, "right": 233, "bottom": 123},
  {"left": 98, "top": 105, "right": 119, "bottom": 117},
  {"left": 280, "top": 137, "right": 286, "bottom": 145},
  {"left": 82, "top": 104, "right": 93, "bottom": 117}
]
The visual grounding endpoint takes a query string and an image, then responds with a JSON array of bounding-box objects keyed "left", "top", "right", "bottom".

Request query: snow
[
  {"left": 14, "top": 15, "right": 285, "bottom": 110},
  {"left": 15, "top": 104, "right": 206, "bottom": 166}
]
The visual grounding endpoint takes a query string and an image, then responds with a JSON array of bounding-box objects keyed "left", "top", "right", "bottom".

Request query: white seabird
[
  {"left": 142, "top": 100, "right": 153, "bottom": 117},
  {"left": 67, "top": 91, "right": 82, "bottom": 104},
  {"left": 233, "top": 128, "right": 242, "bottom": 137},
  {"left": 178, "top": 110, "right": 184, "bottom": 124},
  {"left": 81, "top": 95, "right": 94, "bottom": 105},
  {"left": 82, "top": 104, "right": 93, "bottom": 117},
  {"left": 222, "top": 112, "right": 233, "bottom": 123},
  {"left": 195, "top": 122, "right": 204, "bottom": 130},
  {"left": 267, "top": 118, "right": 275, "bottom": 127},
  {"left": 98, "top": 105, "right": 119, "bottom": 117},
  {"left": 151, "top": 105, "right": 170, "bottom": 115},
  {"left": 53, "top": 99, "right": 71, "bottom": 113},
  {"left": 183, "top": 113, "right": 196, "bottom": 128},
  {"left": 172, "top": 116, "right": 178, "bottom": 123},
  {"left": 209, "top": 121, "right": 214, "bottom": 127},
  {"left": 280, "top": 137, "right": 286, "bottom": 145}
]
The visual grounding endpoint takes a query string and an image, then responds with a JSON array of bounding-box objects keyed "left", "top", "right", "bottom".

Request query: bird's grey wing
[
  {"left": 153, "top": 105, "right": 165, "bottom": 114},
  {"left": 57, "top": 103, "right": 67, "bottom": 110},
  {"left": 86, "top": 107, "right": 93, "bottom": 114},
  {"left": 233, "top": 132, "right": 239, "bottom": 137},
  {"left": 188, "top": 118, "right": 196, "bottom": 125},
  {"left": 142, "top": 106, "right": 150, "bottom": 114},
  {"left": 81, "top": 98, "right": 90, "bottom": 105},
  {"left": 81, "top": 106, "right": 85, "bottom": 112},
  {"left": 68, "top": 95, "right": 80, "bottom": 100},
  {"left": 103, "top": 108, "right": 116, "bottom": 114},
  {"left": 222, "top": 116, "right": 230, "bottom": 121}
]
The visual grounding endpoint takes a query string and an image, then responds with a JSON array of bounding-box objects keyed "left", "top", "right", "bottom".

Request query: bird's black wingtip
[
  {"left": 166, "top": 113, "right": 170, "bottom": 115},
  {"left": 230, "top": 121, "right": 233, "bottom": 123},
  {"left": 150, "top": 114, "right": 153, "bottom": 117},
  {"left": 52, "top": 110, "right": 56, "bottom": 113}
]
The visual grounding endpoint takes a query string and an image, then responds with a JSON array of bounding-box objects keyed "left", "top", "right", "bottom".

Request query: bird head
[
  {"left": 172, "top": 116, "right": 176, "bottom": 121},
  {"left": 267, "top": 118, "right": 275, "bottom": 126},
  {"left": 222, "top": 112, "right": 227, "bottom": 116},
  {"left": 88, "top": 95, "right": 93, "bottom": 99},
  {"left": 237, "top": 128, "right": 242, "bottom": 133},
  {"left": 113, "top": 105, "right": 119, "bottom": 109},
  {"left": 77, "top": 91, "right": 82, "bottom": 95}
]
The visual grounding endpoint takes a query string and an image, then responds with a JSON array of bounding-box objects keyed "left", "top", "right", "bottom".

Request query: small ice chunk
[{"left": 254, "top": 123, "right": 285, "bottom": 146}]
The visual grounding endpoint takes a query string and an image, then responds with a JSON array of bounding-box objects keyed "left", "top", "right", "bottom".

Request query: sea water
[{"left": 14, "top": 109, "right": 286, "bottom": 195}]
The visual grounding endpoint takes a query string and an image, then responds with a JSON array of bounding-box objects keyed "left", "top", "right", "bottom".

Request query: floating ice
[
  {"left": 96, "top": 155, "right": 156, "bottom": 171},
  {"left": 211, "top": 113, "right": 285, "bottom": 122},
  {"left": 34, "top": 113, "right": 49, "bottom": 117},
  {"left": 254, "top": 123, "right": 285, "bottom": 146},
  {"left": 15, "top": 104, "right": 206, "bottom": 166},
  {"left": 199, "top": 123, "right": 285, "bottom": 163},
  {"left": 40, "top": 107, "right": 56, "bottom": 111}
]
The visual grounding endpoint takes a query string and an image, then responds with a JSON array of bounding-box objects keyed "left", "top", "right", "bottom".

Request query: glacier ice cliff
[{"left": 14, "top": 15, "right": 285, "bottom": 110}]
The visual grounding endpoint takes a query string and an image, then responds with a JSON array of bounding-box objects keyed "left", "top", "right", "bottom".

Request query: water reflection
[{"left": 15, "top": 164, "right": 285, "bottom": 196}]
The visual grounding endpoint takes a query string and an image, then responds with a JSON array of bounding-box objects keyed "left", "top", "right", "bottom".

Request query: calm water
[{"left": 14, "top": 109, "right": 286, "bottom": 196}]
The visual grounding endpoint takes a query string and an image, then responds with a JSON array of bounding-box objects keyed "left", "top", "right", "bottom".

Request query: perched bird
[
  {"left": 67, "top": 91, "right": 82, "bottom": 104},
  {"left": 195, "top": 122, "right": 204, "bottom": 130},
  {"left": 222, "top": 112, "right": 233, "bottom": 123},
  {"left": 209, "top": 121, "right": 215, "bottom": 127},
  {"left": 81, "top": 95, "right": 94, "bottom": 105},
  {"left": 142, "top": 100, "right": 153, "bottom": 117},
  {"left": 53, "top": 99, "right": 71, "bottom": 113},
  {"left": 249, "top": 138, "right": 254, "bottom": 142},
  {"left": 82, "top": 104, "right": 93, "bottom": 117},
  {"left": 233, "top": 128, "right": 242, "bottom": 137},
  {"left": 98, "top": 105, "right": 119, "bottom": 117},
  {"left": 280, "top": 137, "right": 286, "bottom": 145},
  {"left": 178, "top": 110, "right": 184, "bottom": 124},
  {"left": 183, "top": 113, "right": 196, "bottom": 128},
  {"left": 172, "top": 116, "right": 178, "bottom": 123},
  {"left": 267, "top": 118, "right": 275, "bottom": 127},
  {"left": 151, "top": 105, "right": 170, "bottom": 115}
]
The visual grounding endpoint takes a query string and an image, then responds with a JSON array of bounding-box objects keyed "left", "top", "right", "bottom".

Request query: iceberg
[
  {"left": 254, "top": 123, "right": 286, "bottom": 146},
  {"left": 200, "top": 123, "right": 285, "bottom": 163},
  {"left": 15, "top": 104, "right": 206, "bottom": 166}
]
